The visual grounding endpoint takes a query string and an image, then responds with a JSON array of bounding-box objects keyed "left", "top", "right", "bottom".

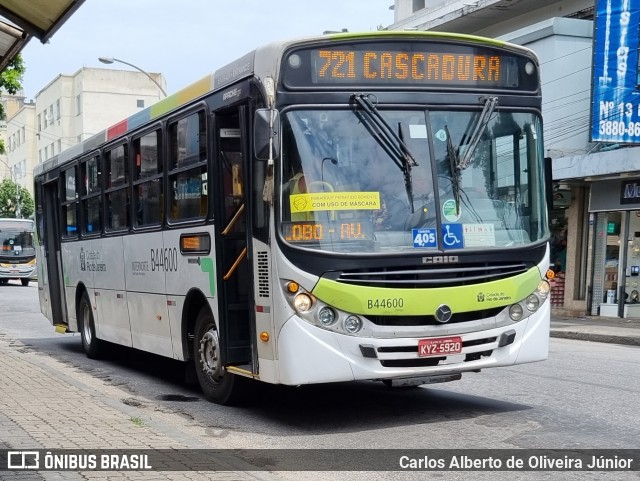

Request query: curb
[{"left": 550, "top": 330, "right": 640, "bottom": 347}]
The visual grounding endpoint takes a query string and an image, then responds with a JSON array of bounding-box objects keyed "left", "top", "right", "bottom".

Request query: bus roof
[
  {"left": 0, "top": 218, "right": 34, "bottom": 230},
  {"left": 34, "top": 30, "right": 536, "bottom": 177}
]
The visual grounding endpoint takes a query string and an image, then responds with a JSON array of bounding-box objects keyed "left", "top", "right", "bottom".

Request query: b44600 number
[{"left": 367, "top": 297, "right": 404, "bottom": 309}]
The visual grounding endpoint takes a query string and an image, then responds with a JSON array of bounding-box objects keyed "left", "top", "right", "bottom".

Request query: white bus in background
[
  {"left": 34, "top": 31, "right": 552, "bottom": 405},
  {"left": 0, "top": 218, "right": 37, "bottom": 286}
]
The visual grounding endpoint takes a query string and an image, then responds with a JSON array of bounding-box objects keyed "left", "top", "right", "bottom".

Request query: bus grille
[
  {"left": 367, "top": 308, "right": 504, "bottom": 326},
  {"left": 331, "top": 261, "right": 528, "bottom": 288}
]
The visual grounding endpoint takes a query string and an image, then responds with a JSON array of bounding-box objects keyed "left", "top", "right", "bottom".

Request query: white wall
[
  {"left": 5, "top": 67, "right": 166, "bottom": 196},
  {"left": 500, "top": 18, "right": 594, "bottom": 156}
]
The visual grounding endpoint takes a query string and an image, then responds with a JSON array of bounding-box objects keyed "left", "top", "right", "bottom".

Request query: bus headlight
[
  {"left": 293, "top": 293, "right": 313, "bottom": 312},
  {"left": 509, "top": 304, "right": 524, "bottom": 322},
  {"left": 281, "top": 279, "right": 371, "bottom": 337},
  {"left": 343, "top": 316, "right": 363, "bottom": 334},
  {"left": 537, "top": 279, "right": 551, "bottom": 298},
  {"left": 317, "top": 307, "right": 337, "bottom": 326},
  {"left": 525, "top": 294, "right": 540, "bottom": 312}
]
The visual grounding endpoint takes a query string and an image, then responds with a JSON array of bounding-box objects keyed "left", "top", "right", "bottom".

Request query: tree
[
  {"left": 0, "top": 54, "right": 26, "bottom": 154},
  {"left": 0, "top": 178, "right": 33, "bottom": 218},
  {"left": 0, "top": 55, "right": 28, "bottom": 217}
]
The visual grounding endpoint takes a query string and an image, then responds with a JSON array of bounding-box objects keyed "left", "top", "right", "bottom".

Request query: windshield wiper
[
  {"left": 444, "top": 125, "right": 461, "bottom": 215},
  {"left": 457, "top": 96, "right": 498, "bottom": 171},
  {"left": 351, "top": 93, "right": 418, "bottom": 212},
  {"left": 444, "top": 96, "right": 498, "bottom": 215}
]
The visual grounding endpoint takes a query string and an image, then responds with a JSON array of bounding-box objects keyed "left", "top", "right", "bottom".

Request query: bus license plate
[{"left": 418, "top": 336, "right": 462, "bottom": 357}]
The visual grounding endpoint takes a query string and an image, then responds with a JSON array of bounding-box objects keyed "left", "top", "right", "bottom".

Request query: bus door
[
  {"left": 40, "top": 178, "right": 67, "bottom": 326},
  {"left": 213, "top": 106, "right": 254, "bottom": 368}
]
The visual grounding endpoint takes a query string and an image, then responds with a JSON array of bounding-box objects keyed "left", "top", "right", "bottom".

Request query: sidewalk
[
  {"left": 0, "top": 333, "right": 278, "bottom": 481},
  {"left": 551, "top": 314, "right": 640, "bottom": 346}
]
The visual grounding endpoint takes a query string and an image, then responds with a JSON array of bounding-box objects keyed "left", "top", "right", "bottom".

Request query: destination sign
[
  {"left": 282, "top": 221, "right": 373, "bottom": 243},
  {"left": 283, "top": 41, "right": 537, "bottom": 90}
]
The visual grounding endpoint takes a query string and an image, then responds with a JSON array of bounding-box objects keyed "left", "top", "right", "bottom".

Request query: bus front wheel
[
  {"left": 193, "top": 306, "right": 247, "bottom": 405},
  {"left": 79, "top": 291, "right": 103, "bottom": 359}
]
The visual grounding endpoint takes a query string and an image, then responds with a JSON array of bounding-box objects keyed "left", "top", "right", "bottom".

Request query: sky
[{"left": 19, "top": 0, "right": 395, "bottom": 100}]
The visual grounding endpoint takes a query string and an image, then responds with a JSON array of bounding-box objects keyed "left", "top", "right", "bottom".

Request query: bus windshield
[
  {"left": 280, "top": 108, "right": 548, "bottom": 254},
  {"left": 0, "top": 222, "right": 36, "bottom": 257}
]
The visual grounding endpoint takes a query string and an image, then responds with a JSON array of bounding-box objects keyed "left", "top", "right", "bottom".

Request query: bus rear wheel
[
  {"left": 79, "top": 291, "right": 103, "bottom": 359},
  {"left": 193, "top": 306, "right": 247, "bottom": 405}
]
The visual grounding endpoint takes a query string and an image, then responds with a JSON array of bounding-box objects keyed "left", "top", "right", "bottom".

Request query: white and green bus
[{"left": 35, "top": 31, "right": 552, "bottom": 404}]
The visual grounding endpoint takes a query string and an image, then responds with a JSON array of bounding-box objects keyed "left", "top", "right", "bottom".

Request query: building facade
[
  {"left": 390, "top": 0, "right": 640, "bottom": 318},
  {"left": 2, "top": 67, "right": 166, "bottom": 197}
]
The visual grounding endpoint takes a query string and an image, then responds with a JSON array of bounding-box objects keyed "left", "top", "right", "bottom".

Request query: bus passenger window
[
  {"left": 61, "top": 166, "right": 78, "bottom": 237},
  {"left": 105, "top": 144, "right": 130, "bottom": 231},
  {"left": 105, "top": 145, "right": 128, "bottom": 188},
  {"left": 168, "top": 111, "right": 208, "bottom": 221},
  {"left": 107, "top": 190, "right": 129, "bottom": 231},
  {"left": 170, "top": 112, "right": 206, "bottom": 168},
  {"left": 170, "top": 168, "right": 207, "bottom": 220},
  {"left": 81, "top": 156, "right": 102, "bottom": 234},
  {"left": 133, "top": 131, "right": 164, "bottom": 227},
  {"left": 83, "top": 197, "right": 101, "bottom": 233},
  {"left": 136, "top": 180, "right": 163, "bottom": 226}
]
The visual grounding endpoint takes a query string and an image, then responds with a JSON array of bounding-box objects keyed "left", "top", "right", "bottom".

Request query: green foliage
[
  {"left": 0, "top": 54, "right": 26, "bottom": 154},
  {"left": 0, "top": 54, "right": 25, "bottom": 98},
  {"left": 0, "top": 178, "right": 34, "bottom": 218}
]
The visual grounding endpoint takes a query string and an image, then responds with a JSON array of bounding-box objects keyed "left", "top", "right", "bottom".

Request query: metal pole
[{"left": 98, "top": 57, "right": 167, "bottom": 98}]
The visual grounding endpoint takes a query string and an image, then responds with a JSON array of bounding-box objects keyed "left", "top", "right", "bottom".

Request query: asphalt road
[{"left": 1, "top": 280, "right": 639, "bottom": 480}]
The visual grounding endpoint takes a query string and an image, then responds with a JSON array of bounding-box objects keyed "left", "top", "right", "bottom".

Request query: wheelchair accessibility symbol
[{"left": 442, "top": 224, "right": 463, "bottom": 249}]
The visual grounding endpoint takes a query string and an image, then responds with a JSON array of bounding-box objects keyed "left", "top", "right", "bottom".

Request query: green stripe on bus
[
  {"left": 199, "top": 257, "right": 216, "bottom": 297},
  {"left": 312, "top": 267, "right": 541, "bottom": 316}
]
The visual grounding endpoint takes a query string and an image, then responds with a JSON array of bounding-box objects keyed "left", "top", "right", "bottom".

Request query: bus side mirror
[{"left": 254, "top": 108, "right": 280, "bottom": 161}]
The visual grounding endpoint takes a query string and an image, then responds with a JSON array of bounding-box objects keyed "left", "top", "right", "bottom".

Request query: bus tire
[
  {"left": 193, "top": 306, "right": 247, "bottom": 405},
  {"left": 21, "top": 279, "right": 29, "bottom": 286},
  {"left": 79, "top": 291, "right": 103, "bottom": 359}
]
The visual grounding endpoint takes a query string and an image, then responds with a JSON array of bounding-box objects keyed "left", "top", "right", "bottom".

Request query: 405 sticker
[
  {"left": 367, "top": 297, "right": 405, "bottom": 310},
  {"left": 150, "top": 247, "right": 178, "bottom": 272}
]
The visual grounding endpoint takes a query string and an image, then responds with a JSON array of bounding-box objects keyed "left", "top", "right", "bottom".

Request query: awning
[{"left": 0, "top": 0, "right": 85, "bottom": 73}]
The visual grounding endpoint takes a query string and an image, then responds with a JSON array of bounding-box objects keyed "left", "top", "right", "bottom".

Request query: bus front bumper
[
  {"left": 0, "top": 263, "right": 37, "bottom": 280},
  {"left": 276, "top": 302, "right": 550, "bottom": 385}
]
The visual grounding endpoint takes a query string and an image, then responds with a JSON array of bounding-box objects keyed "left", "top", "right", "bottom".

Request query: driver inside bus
[{"left": 367, "top": 154, "right": 434, "bottom": 231}]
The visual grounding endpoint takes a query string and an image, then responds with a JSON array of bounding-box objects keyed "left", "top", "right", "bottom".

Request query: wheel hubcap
[
  {"left": 199, "top": 328, "right": 223, "bottom": 381},
  {"left": 82, "top": 304, "right": 92, "bottom": 344}
]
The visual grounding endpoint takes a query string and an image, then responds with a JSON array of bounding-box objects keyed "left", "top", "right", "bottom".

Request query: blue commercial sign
[{"left": 591, "top": 0, "right": 640, "bottom": 143}]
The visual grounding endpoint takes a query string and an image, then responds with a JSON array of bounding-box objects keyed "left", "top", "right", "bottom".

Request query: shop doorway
[
  {"left": 595, "top": 211, "right": 640, "bottom": 317},
  {"left": 549, "top": 209, "right": 568, "bottom": 308}
]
